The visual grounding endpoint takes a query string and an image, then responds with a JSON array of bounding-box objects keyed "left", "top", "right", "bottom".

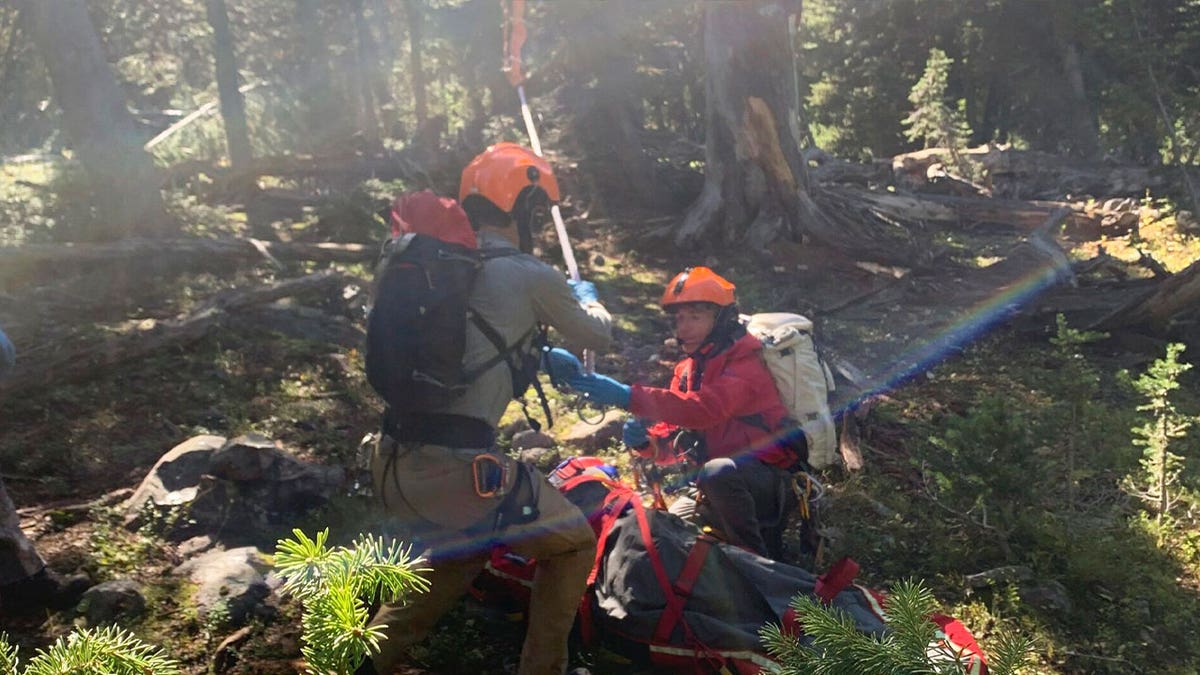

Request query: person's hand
[
  {"left": 542, "top": 347, "right": 583, "bottom": 388},
  {"left": 0, "top": 327, "right": 14, "bottom": 379},
  {"left": 566, "top": 372, "right": 631, "bottom": 408},
  {"left": 568, "top": 278, "right": 599, "bottom": 305},
  {"left": 622, "top": 418, "right": 649, "bottom": 449}
]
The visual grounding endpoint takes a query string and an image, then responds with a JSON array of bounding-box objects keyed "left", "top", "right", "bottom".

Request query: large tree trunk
[
  {"left": 677, "top": 0, "right": 808, "bottom": 248},
  {"left": 350, "top": 0, "right": 380, "bottom": 145},
  {"left": 1049, "top": 4, "right": 1100, "bottom": 160},
  {"left": 678, "top": 1, "right": 914, "bottom": 264},
  {"left": 407, "top": 0, "right": 428, "bottom": 128},
  {"left": 564, "top": 0, "right": 658, "bottom": 211},
  {"left": 21, "top": 0, "right": 169, "bottom": 240},
  {"left": 295, "top": 0, "right": 342, "bottom": 150},
  {"left": 205, "top": 0, "right": 252, "bottom": 172}
]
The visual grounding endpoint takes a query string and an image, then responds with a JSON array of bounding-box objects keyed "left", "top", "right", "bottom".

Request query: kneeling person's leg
[
  {"left": 697, "top": 457, "right": 769, "bottom": 556},
  {"left": 504, "top": 468, "right": 597, "bottom": 675}
]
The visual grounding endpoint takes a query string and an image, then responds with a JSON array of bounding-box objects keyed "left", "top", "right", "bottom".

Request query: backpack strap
[
  {"left": 652, "top": 533, "right": 716, "bottom": 644},
  {"left": 464, "top": 315, "right": 553, "bottom": 431}
]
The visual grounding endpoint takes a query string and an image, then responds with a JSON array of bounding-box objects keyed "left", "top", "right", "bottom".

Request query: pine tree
[
  {"left": 1123, "top": 343, "right": 1195, "bottom": 544},
  {"left": 274, "top": 528, "right": 431, "bottom": 675},
  {"left": 903, "top": 48, "right": 974, "bottom": 172},
  {"left": 761, "top": 579, "right": 1034, "bottom": 674},
  {"left": 0, "top": 626, "right": 182, "bottom": 675}
]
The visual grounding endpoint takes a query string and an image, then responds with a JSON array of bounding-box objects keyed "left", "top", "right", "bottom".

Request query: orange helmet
[
  {"left": 459, "top": 142, "right": 561, "bottom": 213},
  {"left": 660, "top": 267, "right": 736, "bottom": 309}
]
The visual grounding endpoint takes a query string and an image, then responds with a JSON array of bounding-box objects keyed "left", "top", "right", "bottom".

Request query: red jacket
[{"left": 629, "top": 332, "right": 791, "bottom": 467}]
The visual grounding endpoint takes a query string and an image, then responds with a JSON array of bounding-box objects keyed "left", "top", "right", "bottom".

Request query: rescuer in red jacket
[{"left": 548, "top": 267, "right": 800, "bottom": 557}]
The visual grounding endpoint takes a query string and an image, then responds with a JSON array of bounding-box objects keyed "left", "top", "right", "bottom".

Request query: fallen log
[
  {"left": 0, "top": 271, "right": 347, "bottom": 398},
  {"left": 891, "top": 145, "right": 1164, "bottom": 200},
  {"left": 0, "top": 237, "right": 376, "bottom": 287},
  {"left": 1093, "top": 258, "right": 1200, "bottom": 332},
  {"left": 827, "top": 186, "right": 1098, "bottom": 233}
]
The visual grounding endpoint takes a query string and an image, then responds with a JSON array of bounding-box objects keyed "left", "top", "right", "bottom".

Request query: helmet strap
[{"left": 511, "top": 186, "right": 544, "bottom": 254}]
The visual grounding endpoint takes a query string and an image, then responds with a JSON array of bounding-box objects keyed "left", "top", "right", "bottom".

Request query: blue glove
[
  {"left": 568, "top": 279, "right": 599, "bottom": 305},
  {"left": 0, "top": 327, "right": 13, "bottom": 379},
  {"left": 542, "top": 347, "right": 583, "bottom": 388},
  {"left": 622, "top": 418, "right": 649, "bottom": 448},
  {"left": 567, "top": 372, "right": 632, "bottom": 409}
]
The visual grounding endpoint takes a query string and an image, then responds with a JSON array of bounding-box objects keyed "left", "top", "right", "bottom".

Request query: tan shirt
[{"left": 440, "top": 230, "right": 612, "bottom": 427}]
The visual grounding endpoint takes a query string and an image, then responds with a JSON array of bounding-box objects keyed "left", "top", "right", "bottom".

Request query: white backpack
[{"left": 743, "top": 313, "right": 838, "bottom": 469}]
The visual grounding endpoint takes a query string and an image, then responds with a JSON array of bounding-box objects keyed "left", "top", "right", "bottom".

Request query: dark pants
[{"left": 696, "top": 456, "right": 789, "bottom": 558}]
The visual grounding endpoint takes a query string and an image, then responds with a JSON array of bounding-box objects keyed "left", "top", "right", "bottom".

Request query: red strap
[
  {"left": 815, "top": 557, "right": 859, "bottom": 604},
  {"left": 578, "top": 489, "right": 636, "bottom": 646},
  {"left": 652, "top": 535, "right": 714, "bottom": 644},
  {"left": 558, "top": 473, "right": 624, "bottom": 495}
]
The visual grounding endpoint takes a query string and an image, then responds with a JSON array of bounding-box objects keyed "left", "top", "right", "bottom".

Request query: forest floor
[{"left": 2, "top": 162, "right": 1200, "bottom": 674}]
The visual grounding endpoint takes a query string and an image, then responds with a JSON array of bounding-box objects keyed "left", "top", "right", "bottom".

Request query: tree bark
[
  {"left": 20, "top": 0, "right": 170, "bottom": 240},
  {"left": 678, "top": 0, "right": 808, "bottom": 248},
  {"left": 564, "top": 0, "right": 658, "bottom": 210},
  {"left": 1094, "top": 259, "right": 1200, "bottom": 332},
  {"left": 205, "top": 0, "right": 253, "bottom": 172},
  {"left": 407, "top": 0, "right": 428, "bottom": 128},
  {"left": 295, "top": 0, "right": 341, "bottom": 150},
  {"left": 350, "top": 0, "right": 380, "bottom": 144}
]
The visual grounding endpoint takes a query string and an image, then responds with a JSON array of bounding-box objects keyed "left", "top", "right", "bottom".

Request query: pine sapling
[
  {"left": 903, "top": 48, "right": 974, "bottom": 174},
  {"left": 274, "top": 528, "right": 431, "bottom": 675},
  {"left": 0, "top": 626, "right": 182, "bottom": 675},
  {"left": 761, "top": 579, "right": 1033, "bottom": 674},
  {"left": 1123, "top": 343, "right": 1194, "bottom": 544}
]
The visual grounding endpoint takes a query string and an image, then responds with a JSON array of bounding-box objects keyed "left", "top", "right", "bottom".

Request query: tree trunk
[
  {"left": 1094, "top": 259, "right": 1200, "bottom": 332},
  {"left": 565, "top": 0, "right": 658, "bottom": 211},
  {"left": 205, "top": 0, "right": 252, "bottom": 172},
  {"left": 21, "top": 0, "right": 169, "bottom": 240},
  {"left": 407, "top": 0, "right": 428, "bottom": 128},
  {"left": 678, "top": 0, "right": 811, "bottom": 248},
  {"left": 295, "top": 0, "right": 341, "bottom": 150},
  {"left": 350, "top": 0, "right": 380, "bottom": 144}
]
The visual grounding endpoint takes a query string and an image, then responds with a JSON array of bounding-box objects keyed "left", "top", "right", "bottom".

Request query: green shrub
[
  {"left": 274, "top": 528, "right": 431, "bottom": 675},
  {"left": 0, "top": 626, "right": 181, "bottom": 675},
  {"left": 761, "top": 579, "right": 1033, "bottom": 674}
]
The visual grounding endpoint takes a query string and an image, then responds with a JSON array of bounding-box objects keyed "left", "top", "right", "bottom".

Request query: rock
[
  {"left": 1177, "top": 210, "right": 1197, "bottom": 233},
  {"left": 500, "top": 417, "right": 531, "bottom": 438},
  {"left": 173, "top": 547, "right": 272, "bottom": 626},
  {"left": 1019, "top": 580, "right": 1072, "bottom": 614},
  {"left": 518, "top": 447, "right": 561, "bottom": 471},
  {"left": 78, "top": 580, "right": 145, "bottom": 627},
  {"left": 178, "top": 535, "right": 215, "bottom": 558},
  {"left": 209, "top": 434, "right": 279, "bottom": 482},
  {"left": 560, "top": 416, "right": 624, "bottom": 453},
  {"left": 1100, "top": 211, "right": 1139, "bottom": 235},
  {"left": 124, "top": 434, "right": 343, "bottom": 546},
  {"left": 122, "top": 435, "right": 226, "bottom": 525},
  {"left": 511, "top": 430, "right": 556, "bottom": 451}
]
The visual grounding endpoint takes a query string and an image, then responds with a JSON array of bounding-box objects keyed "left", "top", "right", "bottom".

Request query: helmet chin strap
[{"left": 511, "top": 186, "right": 543, "bottom": 254}]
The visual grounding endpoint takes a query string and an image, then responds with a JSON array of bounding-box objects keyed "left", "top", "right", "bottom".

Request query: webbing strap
[
  {"left": 815, "top": 557, "right": 860, "bottom": 605},
  {"left": 652, "top": 535, "right": 714, "bottom": 644},
  {"left": 578, "top": 489, "right": 637, "bottom": 646}
]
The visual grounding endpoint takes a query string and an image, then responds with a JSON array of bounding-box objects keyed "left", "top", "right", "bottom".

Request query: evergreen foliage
[
  {"left": 1122, "top": 343, "right": 1196, "bottom": 542},
  {"left": 274, "top": 528, "right": 431, "bottom": 675},
  {"left": 903, "top": 48, "right": 973, "bottom": 170},
  {"left": 0, "top": 626, "right": 182, "bottom": 675},
  {"left": 760, "top": 579, "right": 1034, "bottom": 674}
]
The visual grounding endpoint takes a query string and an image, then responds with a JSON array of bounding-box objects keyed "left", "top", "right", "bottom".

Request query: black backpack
[{"left": 365, "top": 233, "right": 552, "bottom": 431}]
